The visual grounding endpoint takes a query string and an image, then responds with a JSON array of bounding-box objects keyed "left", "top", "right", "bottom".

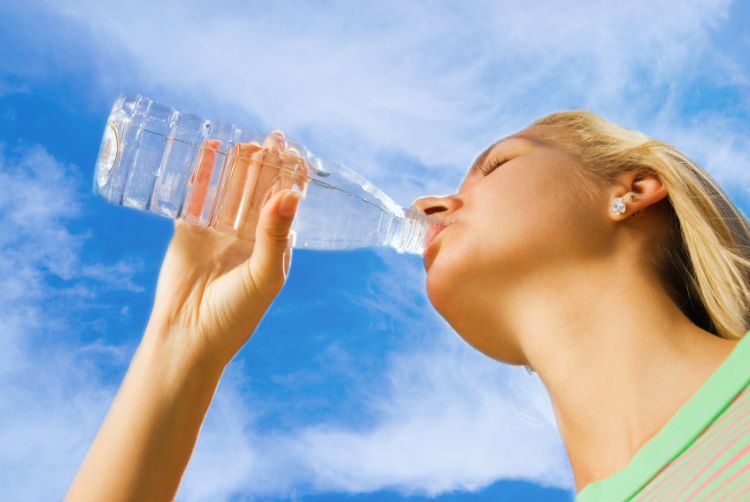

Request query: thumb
[{"left": 247, "top": 189, "right": 301, "bottom": 291}]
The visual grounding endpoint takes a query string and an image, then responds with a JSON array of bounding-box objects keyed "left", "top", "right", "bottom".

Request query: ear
[{"left": 609, "top": 170, "right": 668, "bottom": 222}]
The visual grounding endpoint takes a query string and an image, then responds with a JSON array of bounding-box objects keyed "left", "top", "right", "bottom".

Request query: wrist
[{"left": 141, "top": 318, "right": 227, "bottom": 387}]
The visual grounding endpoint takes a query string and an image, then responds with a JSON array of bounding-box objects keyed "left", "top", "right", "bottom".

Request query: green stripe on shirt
[{"left": 576, "top": 330, "right": 750, "bottom": 501}]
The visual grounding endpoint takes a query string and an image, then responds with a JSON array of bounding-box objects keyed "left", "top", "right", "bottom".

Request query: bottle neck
[{"left": 384, "top": 208, "right": 439, "bottom": 255}]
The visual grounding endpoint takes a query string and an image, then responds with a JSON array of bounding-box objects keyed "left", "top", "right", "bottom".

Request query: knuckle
[{"left": 265, "top": 228, "right": 292, "bottom": 246}]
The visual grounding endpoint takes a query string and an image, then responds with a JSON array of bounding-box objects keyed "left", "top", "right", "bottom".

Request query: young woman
[{"left": 67, "top": 112, "right": 750, "bottom": 501}]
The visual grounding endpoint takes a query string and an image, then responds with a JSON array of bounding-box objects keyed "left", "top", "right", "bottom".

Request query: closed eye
[{"left": 479, "top": 157, "right": 510, "bottom": 176}]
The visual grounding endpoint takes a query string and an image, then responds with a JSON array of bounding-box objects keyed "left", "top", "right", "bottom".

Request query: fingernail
[{"left": 278, "top": 190, "right": 301, "bottom": 218}]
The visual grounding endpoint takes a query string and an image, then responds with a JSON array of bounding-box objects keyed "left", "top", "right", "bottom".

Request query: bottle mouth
[
  {"left": 391, "top": 207, "right": 443, "bottom": 255},
  {"left": 404, "top": 206, "right": 444, "bottom": 230}
]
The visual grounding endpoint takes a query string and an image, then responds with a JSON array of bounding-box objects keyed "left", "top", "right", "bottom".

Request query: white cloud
[
  {"left": 0, "top": 142, "right": 572, "bottom": 501},
  {"left": 0, "top": 145, "right": 144, "bottom": 500},
  {"left": 175, "top": 251, "right": 572, "bottom": 500},
  {"left": 284, "top": 335, "right": 567, "bottom": 497},
  {"left": 178, "top": 316, "right": 571, "bottom": 500},
  {"left": 79, "top": 261, "right": 146, "bottom": 293},
  {"left": 45, "top": 0, "right": 748, "bottom": 206},
  {"left": 0, "top": 81, "right": 28, "bottom": 98},
  {"left": 3, "top": 0, "right": 750, "bottom": 500}
]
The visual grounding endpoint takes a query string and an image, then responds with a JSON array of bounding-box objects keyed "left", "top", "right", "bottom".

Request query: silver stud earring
[{"left": 610, "top": 197, "right": 626, "bottom": 216}]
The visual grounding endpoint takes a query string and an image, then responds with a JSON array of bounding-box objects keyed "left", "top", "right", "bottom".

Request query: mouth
[{"left": 423, "top": 222, "right": 451, "bottom": 255}]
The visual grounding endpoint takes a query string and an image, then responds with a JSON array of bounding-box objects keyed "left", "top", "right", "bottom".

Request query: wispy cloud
[
  {"left": 179, "top": 321, "right": 569, "bottom": 500},
  {"left": 2, "top": 0, "right": 749, "bottom": 500},
  {"left": 174, "top": 251, "right": 572, "bottom": 500},
  {"left": 0, "top": 145, "right": 143, "bottom": 499},
  {"left": 0, "top": 81, "right": 28, "bottom": 98},
  {"left": 0, "top": 143, "right": 570, "bottom": 501},
  {"left": 282, "top": 336, "right": 565, "bottom": 497},
  {"left": 46, "top": 0, "right": 748, "bottom": 206}
]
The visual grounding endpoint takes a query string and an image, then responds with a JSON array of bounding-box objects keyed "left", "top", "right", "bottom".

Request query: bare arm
[
  {"left": 65, "top": 325, "right": 225, "bottom": 501},
  {"left": 67, "top": 133, "right": 302, "bottom": 501}
]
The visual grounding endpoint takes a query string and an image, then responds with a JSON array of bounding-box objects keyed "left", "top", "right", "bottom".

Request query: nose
[{"left": 411, "top": 194, "right": 462, "bottom": 217}]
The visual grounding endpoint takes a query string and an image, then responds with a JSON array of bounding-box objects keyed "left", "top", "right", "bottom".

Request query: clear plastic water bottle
[{"left": 93, "top": 94, "right": 440, "bottom": 254}]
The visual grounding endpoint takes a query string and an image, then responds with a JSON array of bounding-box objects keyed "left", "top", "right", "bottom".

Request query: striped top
[{"left": 576, "top": 330, "right": 750, "bottom": 501}]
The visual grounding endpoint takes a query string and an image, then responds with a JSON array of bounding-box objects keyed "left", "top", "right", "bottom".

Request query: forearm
[
  {"left": 66, "top": 324, "right": 225, "bottom": 502},
  {"left": 66, "top": 179, "right": 297, "bottom": 500}
]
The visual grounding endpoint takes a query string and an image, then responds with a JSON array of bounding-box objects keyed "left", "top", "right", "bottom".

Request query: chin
[
  {"left": 424, "top": 243, "right": 529, "bottom": 366},
  {"left": 424, "top": 244, "right": 475, "bottom": 324}
]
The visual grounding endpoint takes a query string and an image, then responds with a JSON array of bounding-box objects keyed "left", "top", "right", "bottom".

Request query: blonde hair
[{"left": 529, "top": 111, "right": 750, "bottom": 340}]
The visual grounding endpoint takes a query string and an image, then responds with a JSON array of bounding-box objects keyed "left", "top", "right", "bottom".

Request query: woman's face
[{"left": 414, "top": 128, "right": 612, "bottom": 363}]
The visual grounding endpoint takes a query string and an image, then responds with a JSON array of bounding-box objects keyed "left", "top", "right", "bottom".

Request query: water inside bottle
[
  {"left": 95, "top": 102, "right": 306, "bottom": 241},
  {"left": 94, "top": 94, "right": 440, "bottom": 255}
]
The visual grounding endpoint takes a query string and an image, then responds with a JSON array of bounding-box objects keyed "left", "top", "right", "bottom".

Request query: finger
[
  {"left": 186, "top": 139, "right": 222, "bottom": 219},
  {"left": 279, "top": 146, "right": 309, "bottom": 197},
  {"left": 234, "top": 144, "right": 273, "bottom": 241},
  {"left": 247, "top": 189, "right": 301, "bottom": 292},
  {"left": 211, "top": 190, "right": 297, "bottom": 333},
  {"left": 213, "top": 142, "right": 262, "bottom": 237},
  {"left": 264, "top": 131, "right": 287, "bottom": 154},
  {"left": 233, "top": 137, "right": 295, "bottom": 242},
  {"left": 269, "top": 130, "right": 287, "bottom": 151}
]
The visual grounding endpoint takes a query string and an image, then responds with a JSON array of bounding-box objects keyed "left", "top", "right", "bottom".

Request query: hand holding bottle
[
  {"left": 95, "top": 94, "right": 438, "bottom": 255},
  {"left": 72, "top": 94, "right": 440, "bottom": 500},
  {"left": 145, "top": 133, "right": 303, "bottom": 370},
  {"left": 68, "top": 135, "right": 303, "bottom": 501}
]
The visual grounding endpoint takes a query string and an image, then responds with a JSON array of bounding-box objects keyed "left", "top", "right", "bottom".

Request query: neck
[{"left": 500, "top": 260, "right": 739, "bottom": 493}]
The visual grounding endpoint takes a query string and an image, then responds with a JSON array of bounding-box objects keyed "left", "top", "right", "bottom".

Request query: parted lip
[{"left": 424, "top": 221, "right": 453, "bottom": 253}]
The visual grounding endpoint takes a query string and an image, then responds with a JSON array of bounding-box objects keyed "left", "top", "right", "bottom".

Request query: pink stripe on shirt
[{"left": 637, "top": 387, "right": 750, "bottom": 500}]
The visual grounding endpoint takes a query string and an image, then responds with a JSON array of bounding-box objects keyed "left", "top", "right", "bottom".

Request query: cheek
[
  {"left": 424, "top": 226, "right": 487, "bottom": 316},
  {"left": 425, "top": 175, "right": 591, "bottom": 310},
  {"left": 479, "top": 172, "right": 592, "bottom": 267}
]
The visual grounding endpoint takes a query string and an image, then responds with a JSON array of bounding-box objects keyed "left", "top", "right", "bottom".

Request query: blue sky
[{"left": 1, "top": 1, "right": 749, "bottom": 501}]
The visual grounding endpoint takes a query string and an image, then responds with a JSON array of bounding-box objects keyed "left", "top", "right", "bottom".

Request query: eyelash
[{"left": 480, "top": 157, "right": 510, "bottom": 176}]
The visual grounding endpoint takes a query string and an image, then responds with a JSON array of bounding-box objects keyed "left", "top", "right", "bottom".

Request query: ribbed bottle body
[{"left": 94, "top": 94, "right": 439, "bottom": 255}]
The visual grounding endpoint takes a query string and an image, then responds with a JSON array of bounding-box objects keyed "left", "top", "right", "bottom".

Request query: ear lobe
[{"left": 610, "top": 171, "right": 669, "bottom": 221}]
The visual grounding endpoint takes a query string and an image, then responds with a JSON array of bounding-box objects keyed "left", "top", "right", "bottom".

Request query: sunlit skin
[
  {"left": 66, "top": 133, "right": 303, "bottom": 502},
  {"left": 413, "top": 126, "right": 740, "bottom": 492},
  {"left": 66, "top": 127, "right": 741, "bottom": 500},
  {"left": 186, "top": 139, "right": 222, "bottom": 220}
]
